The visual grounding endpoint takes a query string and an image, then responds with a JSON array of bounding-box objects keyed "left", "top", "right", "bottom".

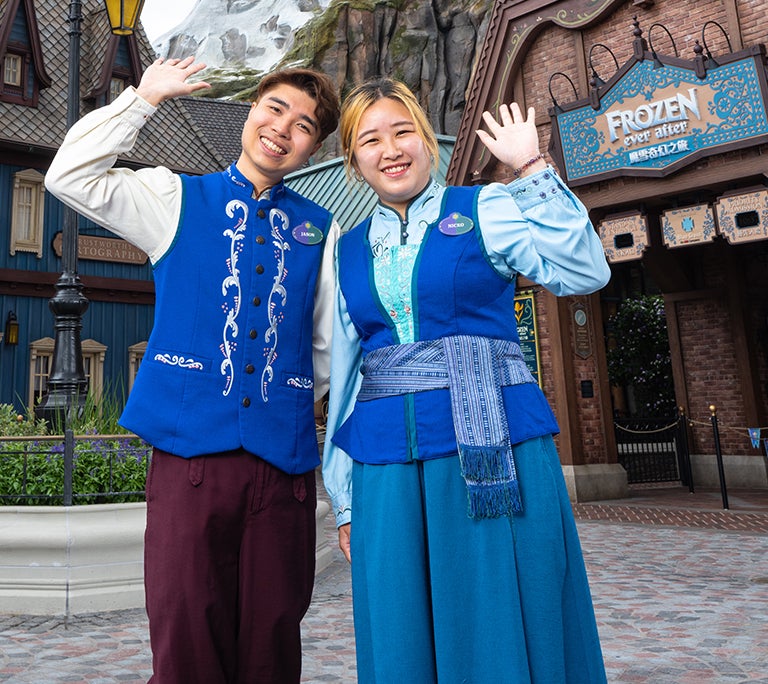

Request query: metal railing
[
  {"left": 0, "top": 434, "right": 151, "bottom": 505},
  {"left": 614, "top": 405, "right": 752, "bottom": 511},
  {"left": 614, "top": 411, "right": 693, "bottom": 487}
]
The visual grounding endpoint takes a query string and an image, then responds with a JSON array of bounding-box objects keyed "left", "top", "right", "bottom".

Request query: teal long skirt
[{"left": 350, "top": 435, "right": 607, "bottom": 684}]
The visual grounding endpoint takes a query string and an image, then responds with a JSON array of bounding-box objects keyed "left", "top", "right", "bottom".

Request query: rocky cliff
[{"left": 157, "top": 0, "right": 492, "bottom": 153}]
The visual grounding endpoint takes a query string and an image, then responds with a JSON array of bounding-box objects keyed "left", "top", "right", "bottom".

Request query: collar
[
  {"left": 368, "top": 179, "right": 445, "bottom": 249},
  {"left": 225, "top": 163, "right": 286, "bottom": 201},
  {"left": 374, "top": 178, "right": 442, "bottom": 223}
]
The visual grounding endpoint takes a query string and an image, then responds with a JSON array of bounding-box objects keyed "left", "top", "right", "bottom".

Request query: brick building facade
[{"left": 449, "top": 0, "right": 768, "bottom": 499}]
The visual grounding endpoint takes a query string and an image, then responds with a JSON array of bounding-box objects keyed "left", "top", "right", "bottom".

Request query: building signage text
[
  {"left": 549, "top": 47, "right": 768, "bottom": 185},
  {"left": 52, "top": 232, "right": 148, "bottom": 265},
  {"left": 598, "top": 211, "right": 649, "bottom": 263},
  {"left": 514, "top": 292, "right": 541, "bottom": 387}
]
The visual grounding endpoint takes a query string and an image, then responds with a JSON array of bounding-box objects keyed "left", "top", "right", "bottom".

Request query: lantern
[
  {"left": 104, "top": 0, "right": 145, "bottom": 35},
  {"left": 4, "top": 311, "right": 19, "bottom": 346}
]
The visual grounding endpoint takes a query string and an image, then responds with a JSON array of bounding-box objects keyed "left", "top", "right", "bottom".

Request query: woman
[{"left": 322, "top": 78, "right": 610, "bottom": 683}]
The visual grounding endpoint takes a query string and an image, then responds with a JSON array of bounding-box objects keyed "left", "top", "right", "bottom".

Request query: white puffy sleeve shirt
[{"left": 44, "top": 86, "right": 339, "bottom": 400}]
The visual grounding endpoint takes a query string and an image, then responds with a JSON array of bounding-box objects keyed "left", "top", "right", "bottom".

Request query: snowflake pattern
[{"left": 372, "top": 243, "right": 420, "bottom": 344}]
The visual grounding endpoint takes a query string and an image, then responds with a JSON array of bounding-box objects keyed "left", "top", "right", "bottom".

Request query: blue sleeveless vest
[
  {"left": 332, "top": 185, "right": 558, "bottom": 464},
  {"left": 120, "top": 164, "right": 332, "bottom": 473}
]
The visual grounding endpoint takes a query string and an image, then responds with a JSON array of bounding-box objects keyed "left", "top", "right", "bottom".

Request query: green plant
[
  {"left": 0, "top": 393, "right": 149, "bottom": 505},
  {"left": 0, "top": 435, "right": 150, "bottom": 505},
  {"left": 0, "top": 403, "right": 50, "bottom": 437},
  {"left": 69, "top": 436, "right": 150, "bottom": 503},
  {"left": 606, "top": 295, "right": 676, "bottom": 417},
  {"left": 45, "top": 382, "right": 130, "bottom": 435},
  {"left": 0, "top": 442, "right": 61, "bottom": 503}
]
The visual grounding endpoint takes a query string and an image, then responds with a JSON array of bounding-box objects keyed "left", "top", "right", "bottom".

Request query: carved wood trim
[{"left": 448, "top": 0, "right": 627, "bottom": 186}]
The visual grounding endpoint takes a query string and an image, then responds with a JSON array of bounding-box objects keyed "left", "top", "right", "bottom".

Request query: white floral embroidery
[
  {"left": 286, "top": 377, "right": 313, "bottom": 390},
  {"left": 154, "top": 353, "right": 204, "bottom": 370},
  {"left": 220, "top": 200, "right": 247, "bottom": 396},
  {"left": 261, "top": 208, "right": 290, "bottom": 402}
]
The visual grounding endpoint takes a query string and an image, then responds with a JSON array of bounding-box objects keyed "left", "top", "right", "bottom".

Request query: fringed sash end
[
  {"left": 459, "top": 444, "right": 523, "bottom": 518},
  {"left": 466, "top": 480, "right": 523, "bottom": 519}
]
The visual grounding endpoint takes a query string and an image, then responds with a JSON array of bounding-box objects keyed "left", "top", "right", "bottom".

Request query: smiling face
[
  {"left": 351, "top": 97, "right": 433, "bottom": 219},
  {"left": 237, "top": 83, "right": 322, "bottom": 193}
]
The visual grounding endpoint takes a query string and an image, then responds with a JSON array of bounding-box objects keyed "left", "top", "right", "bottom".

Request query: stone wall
[{"left": 0, "top": 501, "right": 331, "bottom": 616}]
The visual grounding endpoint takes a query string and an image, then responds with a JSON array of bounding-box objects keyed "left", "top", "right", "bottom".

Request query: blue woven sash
[{"left": 358, "top": 336, "right": 536, "bottom": 518}]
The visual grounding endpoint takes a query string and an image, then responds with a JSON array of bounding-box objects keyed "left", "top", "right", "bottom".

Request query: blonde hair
[{"left": 340, "top": 78, "right": 439, "bottom": 181}]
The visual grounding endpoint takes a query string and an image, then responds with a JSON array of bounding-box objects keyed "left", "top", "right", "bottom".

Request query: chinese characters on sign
[{"left": 550, "top": 48, "right": 768, "bottom": 185}]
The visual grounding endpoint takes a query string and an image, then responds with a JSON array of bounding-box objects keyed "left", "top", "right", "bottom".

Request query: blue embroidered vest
[
  {"left": 333, "top": 185, "right": 558, "bottom": 464},
  {"left": 120, "top": 165, "right": 332, "bottom": 473}
]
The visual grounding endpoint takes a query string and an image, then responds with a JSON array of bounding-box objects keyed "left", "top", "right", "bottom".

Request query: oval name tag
[
  {"left": 292, "top": 222, "right": 324, "bottom": 245},
  {"left": 438, "top": 212, "right": 474, "bottom": 236}
]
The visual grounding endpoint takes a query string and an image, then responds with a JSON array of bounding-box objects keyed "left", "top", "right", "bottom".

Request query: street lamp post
[
  {"left": 36, "top": 0, "right": 89, "bottom": 427},
  {"left": 36, "top": 0, "right": 145, "bottom": 430}
]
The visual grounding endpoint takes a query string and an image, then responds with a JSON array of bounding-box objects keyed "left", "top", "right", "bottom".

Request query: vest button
[
  {"left": 256, "top": 235, "right": 266, "bottom": 245},
  {"left": 249, "top": 329, "right": 257, "bottom": 339},
  {"left": 242, "top": 397, "right": 251, "bottom": 407},
  {"left": 252, "top": 296, "right": 261, "bottom": 306},
  {"left": 255, "top": 264, "right": 264, "bottom": 274},
  {"left": 245, "top": 364, "right": 255, "bottom": 374},
  {"left": 257, "top": 209, "right": 266, "bottom": 219}
]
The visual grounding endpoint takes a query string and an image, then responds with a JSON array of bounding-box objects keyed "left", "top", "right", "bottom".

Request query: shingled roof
[
  {"left": 178, "top": 95, "right": 250, "bottom": 167},
  {"left": 0, "top": 0, "right": 239, "bottom": 174}
]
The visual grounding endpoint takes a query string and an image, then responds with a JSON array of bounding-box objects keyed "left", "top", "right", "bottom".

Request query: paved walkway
[{"left": 1, "top": 485, "right": 767, "bottom": 683}]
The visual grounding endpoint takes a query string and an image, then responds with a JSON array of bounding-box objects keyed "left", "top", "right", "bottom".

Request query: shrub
[
  {"left": 0, "top": 404, "right": 50, "bottom": 437},
  {"left": 606, "top": 295, "right": 676, "bottom": 417},
  {"left": 0, "top": 397, "right": 149, "bottom": 505}
]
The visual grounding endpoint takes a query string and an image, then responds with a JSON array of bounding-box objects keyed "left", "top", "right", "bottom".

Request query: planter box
[{"left": 0, "top": 500, "right": 331, "bottom": 616}]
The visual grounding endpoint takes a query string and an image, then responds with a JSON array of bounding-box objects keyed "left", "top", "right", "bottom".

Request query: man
[{"left": 45, "top": 57, "right": 340, "bottom": 683}]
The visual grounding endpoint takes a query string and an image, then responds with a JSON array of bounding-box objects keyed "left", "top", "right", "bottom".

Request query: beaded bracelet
[{"left": 513, "top": 153, "right": 545, "bottom": 177}]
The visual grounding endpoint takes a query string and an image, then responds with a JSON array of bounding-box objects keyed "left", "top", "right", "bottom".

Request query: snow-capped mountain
[{"left": 152, "top": 0, "right": 330, "bottom": 75}]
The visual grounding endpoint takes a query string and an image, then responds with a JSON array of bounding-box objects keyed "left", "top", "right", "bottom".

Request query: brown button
[
  {"left": 257, "top": 209, "right": 266, "bottom": 219},
  {"left": 256, "top": 235, "right": 266, "bottom": 245},
  {"left": 245, "top": 364, "right": 255, "bottom": 374},
  {"left": 242, "top": 397, "right": 251, "bottom": 407},
  {"left": 252, "top": 296, "right": 261, "bottom": 306},
  {"left": 249, "top": 329, "right": 258, "bottom": 339},
  {"left": 255, "top": 264, "right": 264, "bottom": 274}
]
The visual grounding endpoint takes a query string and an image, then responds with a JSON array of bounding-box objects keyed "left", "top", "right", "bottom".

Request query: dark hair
[{"left": 255, "top": 68, "right": 340, "bottom": 143}]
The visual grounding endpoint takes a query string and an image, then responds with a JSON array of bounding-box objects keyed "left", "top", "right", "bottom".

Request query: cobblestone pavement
[{"left": 1, "top": 486, "right": 767, "bottom": 683}]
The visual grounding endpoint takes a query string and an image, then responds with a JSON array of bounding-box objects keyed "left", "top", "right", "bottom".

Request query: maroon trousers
[{"left": 144, "top": 448, "right": 317, "bottom": 684}]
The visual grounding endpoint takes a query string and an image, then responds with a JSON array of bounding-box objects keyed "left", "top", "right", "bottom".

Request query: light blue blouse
[{"left": 322, "top": 167, "right": 611, "bottom": 526}]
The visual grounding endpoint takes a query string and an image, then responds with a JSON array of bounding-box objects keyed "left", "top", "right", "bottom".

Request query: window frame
[
  {"left": 10, "top": 168, "right": 45, "bottom": 258},
  {"left": 0, "top": 48, "right": 31, "bottom": 104},
  {"left": 127, "top": 341, "right": 147, "bottom": 391},
  {"left": 28, "top": 337, "right": 54, "bottom": 411},
  {"left": 108, "top": 75, "right": 127, "bottom": 103},
  {"left": 28, "top": 338, "right": 108, "bottom": 411},
  {"left": 3, "top": 53, "right": 23, "bottom": 87}
]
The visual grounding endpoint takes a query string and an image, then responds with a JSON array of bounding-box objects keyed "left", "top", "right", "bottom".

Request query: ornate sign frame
[{"left": 549, "top": 45, "right": 768, "bottom": 186}]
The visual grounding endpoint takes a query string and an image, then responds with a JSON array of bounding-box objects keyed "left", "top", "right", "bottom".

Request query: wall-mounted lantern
[{"left": 4, "top": 311, "right": 19, "bottom": 346}]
